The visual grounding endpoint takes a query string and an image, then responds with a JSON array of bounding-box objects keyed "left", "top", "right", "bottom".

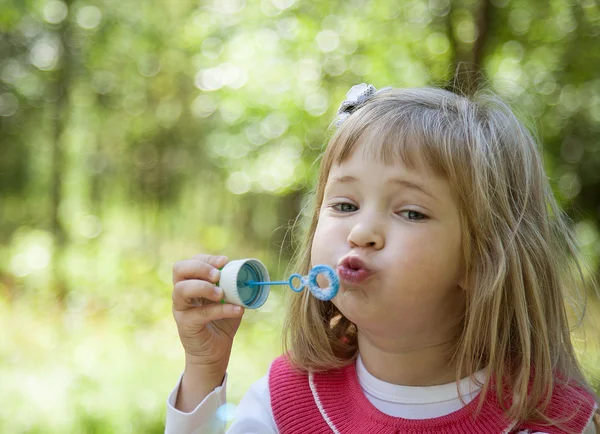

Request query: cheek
[
  {"left": 391, "top": 233, "right": 435, "bottom": 264},
  {"left": 387, "top": 231, "right": 462, "bottom": 280},
  {"left": 312, "top": 215, "right": 345, "bottom": 252},
  {"left": 311, "top": 219, "right": 354, "bottom": 277},
  {"left": 310, "top": 217, "right": 331, "bottom": 265}
]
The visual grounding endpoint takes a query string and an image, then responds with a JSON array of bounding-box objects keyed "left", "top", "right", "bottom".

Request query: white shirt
[{"left": 165, "top": 355, "right": 594, "bottom": 434}]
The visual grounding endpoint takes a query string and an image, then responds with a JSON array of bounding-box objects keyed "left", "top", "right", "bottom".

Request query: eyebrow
[{"left": 329, "top": 175, "right": 438, "bottom": 201}]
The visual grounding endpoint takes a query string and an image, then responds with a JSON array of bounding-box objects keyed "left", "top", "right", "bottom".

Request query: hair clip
[
  {"left": 218, "top": 259, "right": 339, "bottom": 309},
  {"left": 335, "top": 83, "right": 392, "bottom": 127}
]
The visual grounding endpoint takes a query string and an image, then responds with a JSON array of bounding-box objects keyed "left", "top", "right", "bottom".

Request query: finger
[
  {"left": 191, "top": 254, "right": 229, "bottom": 269},
  {"left": 173, "top": 280, "right": 224, "bottom": 311},
  {"left": 172, "top": 259, "right": 223, "bottom": 285},
  {"left": 177, "top": 303, "right": 245, "bottom": 326}
]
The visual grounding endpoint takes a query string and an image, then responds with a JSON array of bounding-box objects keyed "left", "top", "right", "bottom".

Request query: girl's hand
[{"left": 171, "top": 254, "right": 244, "bottom": 400}]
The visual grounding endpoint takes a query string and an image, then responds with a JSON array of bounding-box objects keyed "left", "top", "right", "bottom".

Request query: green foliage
[{"left": 1, "top": 0, "right": 600, "bottom": 431}]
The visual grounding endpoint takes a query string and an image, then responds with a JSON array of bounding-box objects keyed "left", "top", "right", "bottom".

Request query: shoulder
[
  {"left": 517, "top": 378, "right": 598, "bottom": 434},
  {"left": 268, "top": 354, "right": 311, "bottom": 395},
  {"left": 269, "top": 354, "right": 293, "bottom": 373},
  {"left": 267, "top": 355, "right": 330, "bottom": 432},
  {"left": 268, "top": 354, "right": 310, "bottom": 386},
  {"left": 269, "top": 354, "right": 302, "bottom": 372}
]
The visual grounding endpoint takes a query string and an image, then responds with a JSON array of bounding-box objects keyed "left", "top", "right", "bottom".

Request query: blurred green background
[{"left": 1, "top": 0, "right": 600, "bottom": 432}]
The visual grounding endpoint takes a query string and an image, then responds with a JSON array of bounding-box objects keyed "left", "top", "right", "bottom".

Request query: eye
[
  {"left": 398, "top": 210, "right": 428, "bottom": 221},
  {"left": 331, "top": 202, "right": 358, "bottom": 213}
]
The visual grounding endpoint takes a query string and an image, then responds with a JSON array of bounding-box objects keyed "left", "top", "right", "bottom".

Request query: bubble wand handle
[{"left": 247, "top": 280, "right": 289, "bottom": 286}]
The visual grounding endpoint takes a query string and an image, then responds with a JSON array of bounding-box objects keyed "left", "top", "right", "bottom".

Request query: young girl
[{"left": 166, "top": 84, "right": 600, "bottom": 433}]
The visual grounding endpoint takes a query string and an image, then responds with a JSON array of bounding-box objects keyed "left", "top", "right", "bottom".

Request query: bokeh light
[{"left": 1, "top": 0, "right": 599, "bottom": 432}]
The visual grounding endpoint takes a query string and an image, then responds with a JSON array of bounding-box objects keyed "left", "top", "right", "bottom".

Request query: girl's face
[{"left": 311, "top": 146, "right": 466, "bottom": 343}]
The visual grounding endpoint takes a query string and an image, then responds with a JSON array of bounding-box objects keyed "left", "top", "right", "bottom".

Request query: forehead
[
  {"left": 325, "top": 142, "right": 456, "bottom": 206},
  {"left": 329, "top": 144, "right": 422, "bottom": 178},
  {"left": 328, "top": 148, "right": 440, "bottom": 191},
  {"left": 331, "top": 132, "right": 436, "bottom": 180},
  {"left": 321, "top": 101, "right": 460, "bottom": 200},
  {"left": 329, "top": 113, "right": 448, "bottom": 178}
]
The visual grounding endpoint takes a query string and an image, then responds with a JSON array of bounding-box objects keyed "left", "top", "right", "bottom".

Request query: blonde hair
[{"left": 282, "top": 86, "right": 600, "bottom": 428}]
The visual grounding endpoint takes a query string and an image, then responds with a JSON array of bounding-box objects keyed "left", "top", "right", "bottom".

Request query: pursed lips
[{"left": 337, "top": 255, "right": 374, "bottom": 284}]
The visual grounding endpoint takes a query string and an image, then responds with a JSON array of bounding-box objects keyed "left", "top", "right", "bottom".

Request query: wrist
[
  {"left": 183, "top": 362, "right": 226, "bottom": 387},
  {"left": 175, "top": 364, "right": 226, "bottom": 413},
  {"left": 185, "top": 352, "right": 227, "bottom": 372}
]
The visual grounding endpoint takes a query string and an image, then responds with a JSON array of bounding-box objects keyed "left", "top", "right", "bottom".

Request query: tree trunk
[
  {"left": 50, "top": 3, "right": 73, "bottom": 305},
  {"left": 447, "top": 0, "right": 492, "bottom": 94}
]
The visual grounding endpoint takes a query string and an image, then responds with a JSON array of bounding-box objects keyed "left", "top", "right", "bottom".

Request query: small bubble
[
  {"left": 76, "top": 5, "right": 103, "bottom": 30},
  {"left": 137, "top": 54, "right": 161, "bottom": 77},
  {"left": 0, "top": 93, "right": 19, "bottom": 117},
  {"left": 43, "top": 1, "right": 68, "bottom": 24},
  {"left": 216, "top": 403, "right": 237, "bottom": 422},
  {"left": 315, "top": 30, "right": 339, "bottom": 53}
]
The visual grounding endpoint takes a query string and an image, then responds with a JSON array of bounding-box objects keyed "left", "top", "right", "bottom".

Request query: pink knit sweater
[{"left": 269, "top": 355, "right": 596, "bottom": 434}]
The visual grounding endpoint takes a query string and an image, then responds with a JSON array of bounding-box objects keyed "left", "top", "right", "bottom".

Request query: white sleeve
[
  {"left": 165, "top": 373, "right": 228, "bottom": 434},
  {"left": 164, "top": 372, "right": 278, "bottom": 434},
  {"left": 226, "top": 373, "right": 277, "bottom": 434}
]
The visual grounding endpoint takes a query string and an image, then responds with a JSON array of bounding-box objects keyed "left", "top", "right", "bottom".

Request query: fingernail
[
  {"left": 214, "top": 286, "right": 222, "bottom": 298},
  {"left": 233, "top": 306, "right": 242, "bottom": 313},
  {"left": 210, "top": 268, "right": 220, "bottom": 280}
]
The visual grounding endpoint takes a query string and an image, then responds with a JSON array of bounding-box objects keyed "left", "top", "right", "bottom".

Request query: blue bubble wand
[{"left": 247, "top": 264, "right": 339, "bottom": 301}]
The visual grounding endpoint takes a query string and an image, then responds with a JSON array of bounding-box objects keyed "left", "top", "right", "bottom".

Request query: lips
[{"left": 337, "top": 256, "right": 374, "bottom": 284}]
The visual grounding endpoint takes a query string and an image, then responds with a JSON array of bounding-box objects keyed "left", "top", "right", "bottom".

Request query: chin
[{"left": 333, "top": 291, "right": 367, "bottom": 322}]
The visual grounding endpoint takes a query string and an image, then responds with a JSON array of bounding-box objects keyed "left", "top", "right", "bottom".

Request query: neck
[{"left": 357, "top": 330, "right": 466, "bottom": 387}]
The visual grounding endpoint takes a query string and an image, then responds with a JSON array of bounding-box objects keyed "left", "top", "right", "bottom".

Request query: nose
[{"left": 347, "top": 218, "right": 385, "bottom": 249}]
